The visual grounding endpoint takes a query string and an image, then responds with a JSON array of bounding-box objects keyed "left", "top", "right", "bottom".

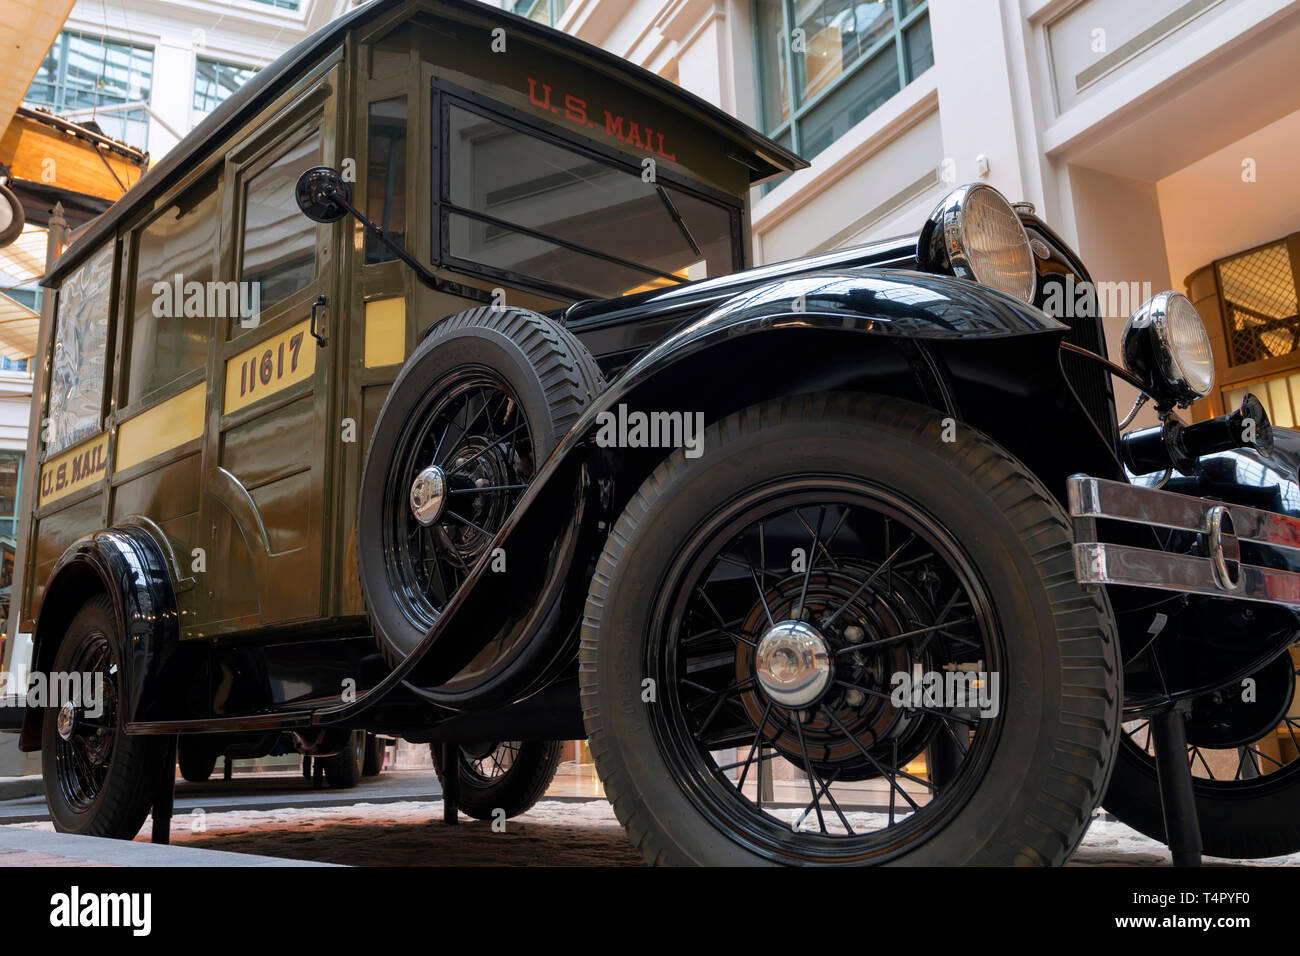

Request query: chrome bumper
[{"left": 1068, "top": 474, "right": 1300, "bottom": 606}]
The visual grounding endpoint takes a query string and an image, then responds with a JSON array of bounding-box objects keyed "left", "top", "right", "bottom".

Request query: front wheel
[{"left": 581, "top": 394, "right": 1120, "bottom": 865}]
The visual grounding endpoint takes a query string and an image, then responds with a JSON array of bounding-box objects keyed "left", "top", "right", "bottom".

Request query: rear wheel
[
  {"left": 177, "top": 745, "right": 217, "bottom": 783},
  {"left": 321, "top": 730, "right": 365, "bottom": 789},
  {"left": 581, "top": 394, "right": 1120, "bottom": 865},
  {"left": 362, "top": 734, "right": 387, "bottom": 776},
  {"left": 431, "top": 740, "right": 563, "bottom": 819},
  {"left": 359, "top": 307, "right": 603, "bottom": 670},
  {"left": 42, "top": 596, "right": 164, "bottom": 839}
]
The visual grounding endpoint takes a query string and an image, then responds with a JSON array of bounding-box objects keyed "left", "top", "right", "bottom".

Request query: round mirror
[{"left": 294, "top": 166, "right": 351, "bottom": 224}]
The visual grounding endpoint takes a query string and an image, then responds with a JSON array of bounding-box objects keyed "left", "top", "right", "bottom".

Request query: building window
[
  {"left": 513, "top": 0, "right": 569, "bottom": 27},
  {"left": 248, "top": 0, "right": 301, "bottom": 10},
  {"left": 0, "top": 450, "right": 21, "bottom": 542},
  {"left": 754, "top": 0, "right": 931, "bottom": 163},
  {"left": 25, "top": 31, "right": 154, "bottom": 150},
  {"left": 194, "top": 58, "right": 257, "bottom": 115}
]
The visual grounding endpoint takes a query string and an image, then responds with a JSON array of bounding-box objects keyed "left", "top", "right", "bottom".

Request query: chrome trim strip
[
  {"left": 1074, "top": 542, "right": 1300, "bottom": 607},
  {"left": 1068, "top": 474, "right": 1300, "bottom": 554}
]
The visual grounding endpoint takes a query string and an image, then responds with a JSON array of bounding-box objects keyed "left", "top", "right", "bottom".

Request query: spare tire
[{"left": 359, "top": 307, "right": 604, "bottom": 670}]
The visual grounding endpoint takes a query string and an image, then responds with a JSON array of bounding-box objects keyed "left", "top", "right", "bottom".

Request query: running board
[{"left": 1067, "top": 474, "right": 1300, "bottom": 606}]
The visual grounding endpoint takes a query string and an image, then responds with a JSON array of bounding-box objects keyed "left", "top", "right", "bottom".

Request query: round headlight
[
  {"left": 1121, "top": 291, "right": 1214, "bottom": 407},
  {"left": 921, "top": 183, "right": 1036, "bottom": 303}
]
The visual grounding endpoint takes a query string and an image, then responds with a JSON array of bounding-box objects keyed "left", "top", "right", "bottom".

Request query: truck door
[{"left": 197, "top": 73, "right": 345, "bottom": 635}]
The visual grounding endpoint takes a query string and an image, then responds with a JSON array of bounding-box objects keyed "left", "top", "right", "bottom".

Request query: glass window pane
[
  {"left": 445, "top": 106, "right": 736, "bottom": 294},
  {"left": 905, "top": 14, "right": 933, "bottom": 80},
  {"left": 0, "top": 452, "right": 22, "bottom": 521},
  {"left": 241, "top": 131, "right": 320, "bottom": 311},
  {"left": 128, "top": 171, "right": 219, "bottom": 405},
  {"left": 798, "top": 45, "right": 899, "bottom": 158},
  {"left": 755, "top": 0, "right": 792, "bottom": 132},
  {"left": 366, "top": 97, "right": 408, "bottom": 264},
  {"left": 793, "top": 0, "right": 894, "bottom": 105},
  {"left": 194, "top": 58, "right": 256, "bottom": 115},
  {"left": 448, "top": 213, "right": 671, "bottom": 299},
  {"left": 48, "top": 245, "right": 113, "bottom": 456}
]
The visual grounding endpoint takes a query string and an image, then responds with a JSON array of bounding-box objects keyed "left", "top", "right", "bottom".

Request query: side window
[
  {"left": 240, "top": 129, "right": 321, "bottom": 313},
  {"left": 365, "top": 97, "right": 407, "bottom": 264},
  {"left": 47, "top": 243, "right": 113, "bottom": 456},
  {"left": 127, "top": 169, "right": 219, "bottom": 406}
]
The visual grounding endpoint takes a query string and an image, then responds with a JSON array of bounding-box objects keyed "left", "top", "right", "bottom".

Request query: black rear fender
[{"left": 19, "top": 521, "right": 203, "bottom": 750}]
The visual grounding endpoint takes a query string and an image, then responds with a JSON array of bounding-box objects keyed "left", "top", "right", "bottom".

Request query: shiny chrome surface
[
  {"left": 1069, "top": 474, "right": 1300, "bottom": 554},
  {"left": 753, "top": 619, "right": 832, "bottom": 708},
  {"left": 409, "top": 464, "right": 448, "bottom": 527},
  {"left": 1120, "top": 290, "right": 1214, "bottom": 406},
  {"left": 1074, "top": 542, "right": 1300, "bottom": 606},
  {"left": 1069, "top": 474, "right": 1300, "bottom": 604},
  {"left": 923, "top": 183, "right": 1036, "bottom": 304},
  {"left": 55, "top": 700, "right": 77, "bottom": 741}
]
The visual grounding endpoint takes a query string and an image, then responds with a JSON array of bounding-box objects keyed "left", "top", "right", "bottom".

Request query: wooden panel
[
  {"left": 248, "top": 469, "right": 312, "bottom": 554},
  {"left": 223, "top": 320, "right": 316, "bottom": 414},
  {"left": 111, "top": 453, "right": 201, "bottom": 525},
  {"left": 39, "top": 434, "right": 108, "bottom": 507},
  {"left": 116, "top": 385, "right": 205, "bottom": 472},
  {"left": 221, "top": 394, "right": 314, "bottom": 491},
  {"left": 30, "top": 497, "right": 103, "bottom": 612}
]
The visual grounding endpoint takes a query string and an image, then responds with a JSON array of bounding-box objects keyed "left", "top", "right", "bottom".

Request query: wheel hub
[
  {"left": 55, "top": 699, "right": 77, "bottom": 741},
  {"left": 409, "top": 464, "right": 447, "bottom": 526},
  {"left": 755, "top": 620, "right": 832, "bottom": 707}
]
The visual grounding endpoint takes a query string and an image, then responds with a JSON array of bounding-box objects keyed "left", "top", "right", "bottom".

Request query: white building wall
[{"left": 49, "top": 0, "right": 352, "bottom": 158}]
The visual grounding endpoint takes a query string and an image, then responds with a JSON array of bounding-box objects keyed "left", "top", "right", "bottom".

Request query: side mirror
[{"left": 294, "top": 166, "right": 352, "bottom": 223}]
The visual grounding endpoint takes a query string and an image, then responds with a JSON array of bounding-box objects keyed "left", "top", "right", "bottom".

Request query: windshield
[{"left": 442, "top": 102, "right": 741, "bottom": 299}]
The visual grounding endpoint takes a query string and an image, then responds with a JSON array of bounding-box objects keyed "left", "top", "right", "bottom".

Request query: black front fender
[{"left": 320, "top": 268, "right": 1123, "bottom": 714}]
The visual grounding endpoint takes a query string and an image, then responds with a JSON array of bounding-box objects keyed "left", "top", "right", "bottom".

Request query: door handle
[{"left": 310, "top": 294, "right": 328, "bottom": 347}]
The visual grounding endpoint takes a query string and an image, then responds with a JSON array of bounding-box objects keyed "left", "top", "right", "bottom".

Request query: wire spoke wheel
[
  {"left": 460, "top": 740, "right": 522, "bottom": 781},
  {"left": 53, "top": 631, "right": 120, "bottom": 813},
  {"left": 382, "top": 366, "right": 535, "bottom": 631},
  {"left": 648, "top": 480, "right": 1005, "bottom": 863}
]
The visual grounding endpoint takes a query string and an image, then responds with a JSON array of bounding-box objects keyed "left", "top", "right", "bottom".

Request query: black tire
[
  {"left": 42, "top": 596, "right": 165, "bottom": 839},
  {"left": 1104, "top": 705, "right": 1300, "bottom": 859},
  {"left": 431, "top": 740, "right": 563, "bottom": 820},
  {"left": 359, "top": 306, "right": 603, "bottom": 670},
  {"left": 321, "top": 730, "right": 365, "bottom": 789},
  {"left": 362, "top": 734, "right": 387, "bottom": 776},
  {"left": 581, "top": 393, "right": 1120, "bottom": 865},
  {"left": 177, "top": 745, "right": 217, "bottom": 783}
]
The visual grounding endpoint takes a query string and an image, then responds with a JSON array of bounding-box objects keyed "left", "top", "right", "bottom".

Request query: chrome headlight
[
  {"left": 1121, "top": 291, "right": 1214, "bottom": 407},
  {"left": 920, "top": 183, "right": 1036, "bottom": 304}
]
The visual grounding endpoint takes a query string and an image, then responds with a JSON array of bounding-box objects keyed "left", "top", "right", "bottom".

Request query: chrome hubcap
[
  {"left": 754, "top": 619, "right": 832, "bottom": 707},
  {"left": 56, "top": 699, "right": 78, "bottom": 741},
  {"left": 409, "top": 465, "right": 447, "bottom": 526}
]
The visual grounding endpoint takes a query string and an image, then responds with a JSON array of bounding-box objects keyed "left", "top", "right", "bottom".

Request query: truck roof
[{"left": 43, "top": 0, "right": 807, "bottom": 288}]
